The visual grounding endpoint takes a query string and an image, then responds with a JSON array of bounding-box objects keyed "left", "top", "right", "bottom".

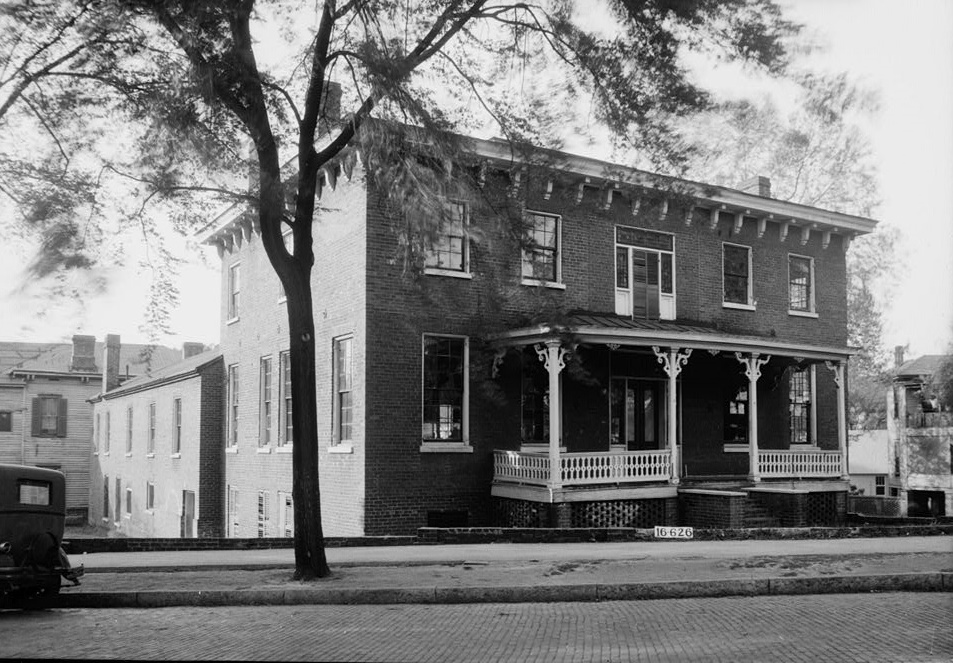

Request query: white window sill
[
  {"left": 723, "top": 443, "right": 749, "bottom": 453},
  {"left": 789, "top": 444, "right": 821, "bottom": 451},
  {"left": 102, "top": 452, "right": 109, "bottom": 456},
  {"left": 278, "top": 296, "right": 287, "bottom": 304},
  {"left": 125, "top": 452, "right": 132, "bottom": 458},
  {"left": 93, "top": 452, "right": 99, "bottom": 456},
  {"left": 101, "top": 518, "right": 109, "bottom": 523},
  {"left": 722, "top": 302, "right": 756, "bottom": 311},
  {"left": 329, "top": 443, "right": 354, "bottom": 454},
  {"left": 788, "top": 309, "right": 818, "bottom": 318},
  {"left": 146, "top": 453, "right": 155, "bottom": 459},
  {"left": 521, "top": 278, "right": 566, "bottom": 290},
  {"left": 170, "top": 453, "right": 181, "bottom": 459},
  {"left": 226, "top": 447, "right": 238, "bottom": 454},
  {"left": 275, "top": 445, "right": 293, "bottom": 453},
  {"left": 226, "top": 316, "right": 240, "bottom": 326},
  {"left": 145, "top": 509, "right": 154, "bottom": 515},
  {"left": 257, "top": 447, "right": 271, "bottom": 454},
  {"left": 424, "top": 268, "right": 473, "bottom": 279},
  {"left": 420, "top": 442, "right": 474, "bottom": 453}
]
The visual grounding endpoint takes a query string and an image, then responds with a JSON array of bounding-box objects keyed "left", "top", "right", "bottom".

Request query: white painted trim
[
  {"left": 420, "top": 443, "right": 474, "bottom": 453},
  {"left": 328, "top": 443, "right": 354, "bottom": 454},
  {"left": 788, "top": 310, "right": 819, "bottom": 319},
  {"left": 521, "top": 278, "right": 566, "bottom": 290},
  {"left": 425, "top": 268, "right": 473, "bottom": 279},
  {"left": 723, "top": 302, "right": 756, "bottom": 311}
]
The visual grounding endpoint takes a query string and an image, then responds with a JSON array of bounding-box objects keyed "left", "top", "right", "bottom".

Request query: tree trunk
[{"left": 285, "top": 260, "right": 330, "bottom": 579}]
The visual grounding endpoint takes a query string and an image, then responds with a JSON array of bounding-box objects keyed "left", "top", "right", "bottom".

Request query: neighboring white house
[{"left": 848, "top": 429, "right": 889, "bottom": 497}]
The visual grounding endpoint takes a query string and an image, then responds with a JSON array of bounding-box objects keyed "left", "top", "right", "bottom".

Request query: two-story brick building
[
  {"left": 201, "top": 132, "right": 877, "bottom": 536},
  {"left": 88, "top": 342, "right": 225, "bottom": 537}
]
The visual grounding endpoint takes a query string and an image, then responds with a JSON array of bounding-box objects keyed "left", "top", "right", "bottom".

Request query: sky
[{"left": 2, "top": 0, "right": 952, "bottom": 358}]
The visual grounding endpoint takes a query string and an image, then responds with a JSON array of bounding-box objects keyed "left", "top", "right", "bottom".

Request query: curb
[{"left": 21, "top": 572, "right": 953, "bottom": 609}]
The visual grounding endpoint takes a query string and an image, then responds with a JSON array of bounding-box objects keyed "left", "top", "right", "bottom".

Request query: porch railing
[
  {"left": 494, "top": 450, "right": 671, "bottom": 487},
  {"left": 758, "top": 450, "right": 842, "bottom": 478}
]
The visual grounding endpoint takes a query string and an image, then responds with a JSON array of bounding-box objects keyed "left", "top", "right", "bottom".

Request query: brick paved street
[{"left": 1, "top": 593, "right": 951, "bottom": 661}]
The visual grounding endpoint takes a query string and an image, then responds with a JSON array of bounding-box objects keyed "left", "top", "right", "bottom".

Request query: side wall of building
[
  {"left": 90, "top": 375, "right": 205, "bottom": 537},
  {"left": 218, "top": 166, "right": 368, "bottom": 538}
]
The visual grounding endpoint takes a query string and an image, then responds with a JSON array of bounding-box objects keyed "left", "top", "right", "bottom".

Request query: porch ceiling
[{"left": 492, "top": 313, "right": 853, "bottom": 362}]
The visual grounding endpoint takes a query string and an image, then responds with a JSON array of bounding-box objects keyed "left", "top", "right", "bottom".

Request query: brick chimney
[
  {"left": 70, "top": 334, "right": 97, "bottom": 372},
  {"left": 738, "top": 176, "right": 772, "bottom": 198},
  {"left": 102, "top": 334, "right": 121, "bottom": 392},
  {"left": 318, "top": 81, "right": 342, "bottom": 136},
  {"left": 894, "top": 345, "right": 905, "bottom": 369},
  {"left": 182, "top": 342, "right": 205, "bottom": 360}
]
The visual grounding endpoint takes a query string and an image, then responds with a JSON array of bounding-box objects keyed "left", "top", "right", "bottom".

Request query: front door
[
  {"left": 611, "top": 379, "right": 662, "bottom": 450},
  {"left": 181, "top": 490, "right": 195, "bottom": 538}
]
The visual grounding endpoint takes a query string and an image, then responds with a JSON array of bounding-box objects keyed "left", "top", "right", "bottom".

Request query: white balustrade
[
  {"left": 494, "top": 450, "right": 671, "bottom": 486},
  {"left": 758, "top": 450, "right": 842, "bottom": 478}
]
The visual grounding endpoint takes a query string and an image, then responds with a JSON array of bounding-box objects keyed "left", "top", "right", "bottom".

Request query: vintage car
[{"left": 0, "top": 464, "right": 83, "bottom": 600}]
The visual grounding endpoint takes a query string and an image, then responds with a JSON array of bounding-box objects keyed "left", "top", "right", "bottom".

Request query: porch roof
[{"left": 492, "top": 313, "right": 853, "bottom": 362}]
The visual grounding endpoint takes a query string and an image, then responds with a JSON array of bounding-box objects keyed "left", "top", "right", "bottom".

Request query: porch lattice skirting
[{"left": 494, "top": 497, "right": 677, "bottom": 529}]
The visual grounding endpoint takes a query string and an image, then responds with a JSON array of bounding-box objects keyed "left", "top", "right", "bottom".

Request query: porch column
[
  {"left": 653, "top": 346, "right": 692, "bottom": 485},
  {"left": 735, "top": 352, "right": 771, "bottom": 483},
  {"left": 536, "top": 341, "right": 567, "bottom": 494},
  {"left": 825, "top": 360, "right": 850, "bottom": 480}
]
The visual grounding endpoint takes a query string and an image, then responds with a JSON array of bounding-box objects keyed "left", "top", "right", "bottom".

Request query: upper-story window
[
  {"left": 227, "top": 364, "right": 239, "bottom": 450},
  {"left": 125, "top": 406, "right": 133, "bottom": 454},
  {"left": 227, "top": 262, "right": 241, "bottom": 320},
  {"left": 172, "top": 398, "right": 182, "bottom": 455},
  {"left": 425, "top": 201, "right": 469, "bottom": 276},
  {"left": 147, "top": 402, "right": 156, "bottom": 455},
  {"left": 788, "top": 254, "right": 815, "bottom": 315},
  {"left": 32, "top": 395, "right": 66, "bottom": 438},
  {"left": 333, "top": 336, "right": 353, "bottom": 446},
  {"left": 521, "top": 211, "right": 561, "bottom": 286},
  {"left": 278, "top": 351, "right": 292, "bottom": 447},
  {"left": 615, "top": 226, "right": 675, "bottom": 320},
  {"left": 259, "top": 356, "right": 273, "bottom": 448},
  {"left": 722, "top": 243, "right": 753, "bottom": 309}
]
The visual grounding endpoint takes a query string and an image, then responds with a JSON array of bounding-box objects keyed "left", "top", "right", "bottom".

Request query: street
[{"left": 1, "top": 593, "right": 950, "bottom": 662}]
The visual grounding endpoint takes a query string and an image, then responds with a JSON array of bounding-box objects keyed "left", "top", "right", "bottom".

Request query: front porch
[{"left": 488, "top": 315, "right": 852, "bottom": 529}]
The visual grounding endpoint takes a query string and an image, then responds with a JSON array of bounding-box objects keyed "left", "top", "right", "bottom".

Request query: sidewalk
[{"left": 31, "top": 535, "right": 951, "bottom": 608}]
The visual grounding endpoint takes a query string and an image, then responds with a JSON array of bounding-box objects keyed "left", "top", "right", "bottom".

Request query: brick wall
[
  {"left": 679, "top": 489, "right": 747, "bottom": 529},
  {"left": 198, "top": 357, "right": 225, "bottom": 537}
]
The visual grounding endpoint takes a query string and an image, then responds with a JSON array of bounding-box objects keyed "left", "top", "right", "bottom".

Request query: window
[
  {"left": 227, "top": 262, "right": 240, "bottom": 320},
  {"left": 102, "top": 475, "right": 109, "bottom": 520},
  {"left": 257, "top": 490, "right": 271, "bottom": 538},
  {"left": 227, "top": 364, "right": 239, "bottom": 449},
  {"left": 615, "top": 226, "right": 675, "bottom": 320},
  {"left": 227, "top": 486, "right": 240, "bottom": 537},
  {"left": 18, "top": 480, "right": 50, "bottom": 506},
  {"left": 278, "top": 492, "right": 294, "bottom": 537},
  {"left": 875, "top": 475, "right": 886, "bottom": 496},
  {"left": 521, "top": 211, "right": 560, "bottom": 284},
  {"left": 725, "top": 385, "right": 748, "bottom": 443},
  {"left": 0, "top": 411, "right": 11, "bottom": 432},
  {"left": 422, "top": 335, "right": 468, "bottom": 444},
  {"left": 31, "top": 394, "right": 66, "bottom": 437},
  {"left": 521, "top": 347, "right": 549, "bottom": 443},
  {"left": 172, "top": 398, "right": 182, "bottom": 455},
  {"left": 425, "top": 201, "right": 469, "bottom": 273},
  {"left": 125, "top": 487, "right": 132, "bottom": 516},
  {"left": 114, "top": 477, "right": 121, "bottom": 524},
  {"left": 723, "top": 243, "right": 753, "bottom": 307},
  {"left": 789, "top": 366, "right": 813, "bottom": 444},
  {"left": 789, "top": 255, "right": 815, "bottom": 314},
  {"left": 148, "top": 403, "right": 156, "bottom": 455},
  {"left": 333, "top": 337, "right": 353, "bottom": 445},
  {"left": 104, "top": 412, "right": 111, "bottom": 454},
  {"left": 146, "top": 481, "right": 155, "bottom": 511},
  {"left": 278, "top": 351, "right": 292, "bottom": 447},
  {"left": 94, "top": 413, "right": 100, "bottom": 453},
  {"left": 125, "top": 406, "right": 133, "bottom": 454},
  {"left": 259, "top": 357, "right": 273, "bottom": 448}
]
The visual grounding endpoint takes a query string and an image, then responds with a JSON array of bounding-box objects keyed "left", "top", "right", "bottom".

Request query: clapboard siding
[{"left": 21, "top": 378, "right": 96, "bottom": 511}]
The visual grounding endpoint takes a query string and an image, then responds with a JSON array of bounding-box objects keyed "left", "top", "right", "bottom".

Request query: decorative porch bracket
[
  {"left": 824, "top": 360, "right": 850, "bottom": 479},
  {"left": 734, "top": 352, "right": 771, "bottom": 483},
  {"left": 652, "top": 346, "right": 692, "bottom": 485},
  {"left": 535, "top": 341, "right": 569, "bottom": 493}
]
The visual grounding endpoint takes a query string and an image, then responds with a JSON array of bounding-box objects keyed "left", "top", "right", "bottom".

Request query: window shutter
[
  {"left": 57, "top": 398, "right": 68, "bottom": 437},
  {"left": 31, "top": 397, "right": 42, "bottom": 436}
]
